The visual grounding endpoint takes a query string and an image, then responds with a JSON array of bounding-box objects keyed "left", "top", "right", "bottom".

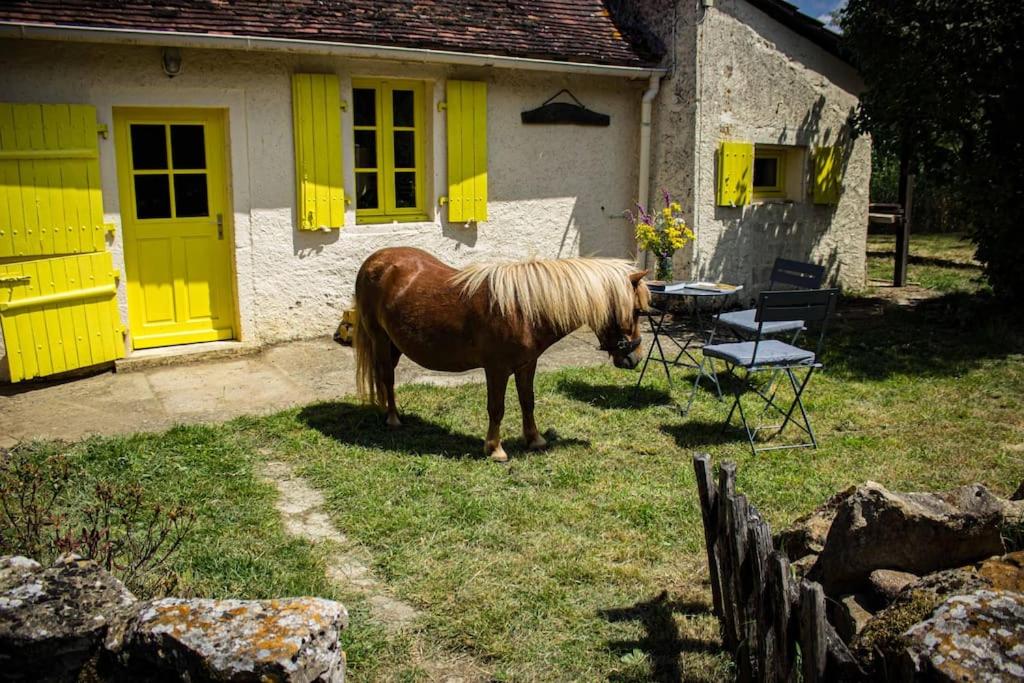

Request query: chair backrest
[
  {"left": 752, "top": 288, "right": 839, "bottom": 363},
  {"left": 769, "top": 258, "right": 826, "bottom": 291}
]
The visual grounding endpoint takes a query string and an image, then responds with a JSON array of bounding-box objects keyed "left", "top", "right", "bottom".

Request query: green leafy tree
[{"left": 840, "top": 0, "right": 1024, "bottom": 297}]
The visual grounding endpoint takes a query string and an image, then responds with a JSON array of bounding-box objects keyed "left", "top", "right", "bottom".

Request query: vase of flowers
[{"left": 632, "top": 192, "right": 694, "bottom": 282}]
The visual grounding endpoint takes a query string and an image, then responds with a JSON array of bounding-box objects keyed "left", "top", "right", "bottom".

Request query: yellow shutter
[
  {"left": 0, "top": 252, "right": 125, "bottom": 382},
  {"left": 0, "top": 103, "right": 106, "bottom": 257},
  {"left": 812, "top": 146, "right": 841, "bottom": 205},
  {"left": 446, "top": 80, "right": 488, "bottom": 223},
  {"left": 716, "top": 141, "right": 754, "bottom": 207},
  {"left": 292, "top": 73, "right": 345, "bottom": 230}
]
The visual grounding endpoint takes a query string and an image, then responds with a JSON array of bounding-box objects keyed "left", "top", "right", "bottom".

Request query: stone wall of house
[
  {"left": 645, "top": 0, "right": 870, "bottom": 298},
  {"left": 0, "top": 39, "right": 645, "bottom": 378}
]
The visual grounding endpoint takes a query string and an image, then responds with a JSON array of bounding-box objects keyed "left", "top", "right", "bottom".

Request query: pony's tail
[{"left": 353, "top": 300, "right": 387, "bottom": 409}]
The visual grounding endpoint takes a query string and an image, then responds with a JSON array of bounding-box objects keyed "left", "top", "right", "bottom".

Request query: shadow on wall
[{"left": 705, "top": 97, "right": 857, "bottom": 304}]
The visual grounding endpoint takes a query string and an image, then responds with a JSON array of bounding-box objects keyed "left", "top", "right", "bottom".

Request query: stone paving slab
[{"left": 0, "top": 332, "right": 608, "bottom": 446}]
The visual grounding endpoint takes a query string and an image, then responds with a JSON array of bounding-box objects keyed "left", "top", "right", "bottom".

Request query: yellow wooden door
[{"left": 114, "top": 108, "right": 235, "bottom": 349}]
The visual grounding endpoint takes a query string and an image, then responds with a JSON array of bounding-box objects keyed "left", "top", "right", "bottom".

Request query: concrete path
[{"left": 0, "top": 331, "right": 607, "bottom": 447}]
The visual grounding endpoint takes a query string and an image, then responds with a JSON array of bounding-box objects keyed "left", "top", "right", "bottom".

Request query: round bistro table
[{"left": 634, "top": 283, "right": 744, "bottom": 406}]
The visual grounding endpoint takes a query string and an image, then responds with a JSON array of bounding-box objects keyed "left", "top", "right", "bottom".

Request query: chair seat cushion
[
  {"left": 715, "top": 308, "right": 805, "bottom": 336},
  {"left": 702, "top": 340, "right": 815, "bottom": 367}
]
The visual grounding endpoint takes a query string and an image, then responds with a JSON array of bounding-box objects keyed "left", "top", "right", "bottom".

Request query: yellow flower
[{"left": 670, "top": 201, "right": 682, "bottom": 213}]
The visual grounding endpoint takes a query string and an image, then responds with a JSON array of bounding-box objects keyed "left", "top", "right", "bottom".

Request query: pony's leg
[
  {"left": 484, "top": 368, "right": 511, "bottom": 462},
  {"left": 515, "top": 360, "right": 546, "bottom": 450},
  {"left": 385, "top": 343, "right": 402, "bottom": 428}
]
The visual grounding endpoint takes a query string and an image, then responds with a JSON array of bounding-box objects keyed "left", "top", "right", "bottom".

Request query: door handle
[{"left": 217, "top": 213, "right": 224, "bottom": 240}]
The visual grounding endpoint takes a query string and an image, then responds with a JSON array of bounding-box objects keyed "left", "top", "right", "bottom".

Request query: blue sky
[{"left": 793, "top": 0, "right": 846, "bottom": 28}]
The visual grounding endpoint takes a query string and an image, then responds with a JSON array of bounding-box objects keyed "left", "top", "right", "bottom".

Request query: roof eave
[{"left": 0, "top": 21, "right": 668, "bottom": 78}]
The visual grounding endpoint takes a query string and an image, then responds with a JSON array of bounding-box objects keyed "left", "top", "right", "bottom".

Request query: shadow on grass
[
  {"left": 865, "top": 252, "right": 982, "bottom": 271},
  {"left": 298, "top": 401, "right": 587, "bottom": 459},
  {"left": 825, "top": 291, "right": 1024, "bottom": 381},
  {"left": 600, "top": 590, "right": 720, "bottom": 683},
  {"left": 556, "top": 379, "right": 671, "bottom": 409},
  {"left": 660, "top": 420, "right": 739, "bottom": 450}
]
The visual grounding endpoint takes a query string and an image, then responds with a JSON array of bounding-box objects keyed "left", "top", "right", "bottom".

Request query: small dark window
[
  {"left": 393, "top": 131, "right": 415, "bottom": 169},
  {"left": 753, "top": 157, "right": 779, "bottom": 189},
  {"left": 173, "top": 174, "right": 209, "bottom": 217},
  {"left": 392, "top": 90, "right": 415, "bottom": 127},
  {"left": 129, "top": 124, "right": 168, "bottom": 170},
  {"left": 394, "top": 172, "right": 416, "bottom": 208},
  {"left": 134, "top": 175, "right": 172, "bottom": 219},
  {"left": 356, "top": 172, "right": 378, "bottom": 210},
  {"left": 170, "top": 125, "right": 206, "bottom": 170},
  {"left": 354, "top": 89, "right": 376, "bottom": 126},
  {"left": 354, "top": 130, "right": 377, "bottom": 168}
]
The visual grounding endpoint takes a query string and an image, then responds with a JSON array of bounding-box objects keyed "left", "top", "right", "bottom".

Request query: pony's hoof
[
  {"left": 489, "top": 446, "right": 509, "bottom": 462},
  {"left": 527, "top": 434, "right": 548, "bottom": 450},
  {"left": 386, "top": 414, "right": 402, "bottom": 429}
]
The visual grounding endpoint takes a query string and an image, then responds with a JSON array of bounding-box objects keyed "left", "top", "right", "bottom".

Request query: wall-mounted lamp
[{"left": 162, "top": 48, "right": 183, "bottom": 78}]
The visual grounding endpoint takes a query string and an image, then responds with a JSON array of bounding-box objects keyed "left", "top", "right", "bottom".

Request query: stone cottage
[{"left": 0, "top": 0, "right": 868, "bottom": 383}]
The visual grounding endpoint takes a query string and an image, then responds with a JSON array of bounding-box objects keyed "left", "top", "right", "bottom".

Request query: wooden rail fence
[{"left": 692, "top": 454, "right": 863, "bottom": 682}]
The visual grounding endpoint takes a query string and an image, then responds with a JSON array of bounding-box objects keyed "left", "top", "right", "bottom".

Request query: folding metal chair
[
  {"left": 698, "top": 289, "right": 838, "bottom": 455},
  {"left": 713, "top": 258, "right": 826, "bottom": 342}
]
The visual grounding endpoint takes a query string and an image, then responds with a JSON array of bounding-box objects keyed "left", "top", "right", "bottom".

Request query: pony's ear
[{"left": 629, "top": 270, "right": 650, "bottom": 286}]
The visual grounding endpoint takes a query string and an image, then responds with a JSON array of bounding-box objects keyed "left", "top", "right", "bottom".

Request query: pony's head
[{"left": 595, "top": 270, "right": 650, "bottom": 370}]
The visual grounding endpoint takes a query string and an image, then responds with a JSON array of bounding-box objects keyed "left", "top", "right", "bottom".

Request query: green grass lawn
[
  {"left": 866, "top": 231, "right": 985, "bottom": 293},
  {"left": 4, "top": 252, "right": 1023, "bottom": 681}
]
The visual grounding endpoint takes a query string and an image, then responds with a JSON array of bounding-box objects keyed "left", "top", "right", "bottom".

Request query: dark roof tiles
[{"left": 0, "top": 0, "right": 664, "bottom": 68}]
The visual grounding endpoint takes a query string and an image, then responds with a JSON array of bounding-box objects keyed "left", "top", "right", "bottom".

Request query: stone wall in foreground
[{"left": 0, "top": 554, "right": 348, "bottom": 682}]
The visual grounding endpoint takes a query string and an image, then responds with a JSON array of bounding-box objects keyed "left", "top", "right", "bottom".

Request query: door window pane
[
  {"left": 393, "top": 131, "right": 415, "bottom": 168},
  {"left": 173, "top": 173, "right": 209, "bottom": 217},
  {"left": 170, "top": 125, "right": 206, "bottom": 169},
  {"left": 356, "top": 172, "right": 378, "bottom": 210},
  {"left": 354, "top": 130, "right": 377, "bottom": 168},
  {"left": 392, "top": 90, "right": 415, "bottom": 127},
  {"left": 394, "top": 172, "right": 416, "bottom": 208},
  {"left": 134, "top": 175, "right": 172, "bottom": 219},
  {"left": 130, "top": 124, "right": 168, "bottom": 170},
  {"left": 354, "top": 89, "right": 376, "bottom": 126}
]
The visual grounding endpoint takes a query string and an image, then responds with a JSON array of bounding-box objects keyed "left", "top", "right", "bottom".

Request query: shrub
[{"left": 0, "top": 444, "right": 195, "bottom": 596}]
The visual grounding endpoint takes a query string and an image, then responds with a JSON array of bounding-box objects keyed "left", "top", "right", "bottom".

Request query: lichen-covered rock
[
  {"left": 117, "top": 597, "right": 348, "bottom": 682},
  {"left": 902, "top": 589, "right": 1024, "bottom": 681},
  {"left": 869, "top": 569, "right": 920, "bottom": 605},
  {"left": 0, "top": 554, "right": 137, "bottom": 682},
  {"left": 809, "top": 482, "right": 1023, "bottom": 595},
  {"left": 978, "top": 550, "right": 1024, "bottom": 592},
  {"left": 774, "top": 485, "right": 855, "bottom": 561}
]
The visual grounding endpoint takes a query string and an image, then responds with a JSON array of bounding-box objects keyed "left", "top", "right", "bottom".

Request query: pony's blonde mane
[{"left": 451, "top": 256, "right": 649, "bottom": 332}]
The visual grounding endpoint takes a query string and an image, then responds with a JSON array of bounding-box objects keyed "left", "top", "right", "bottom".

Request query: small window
[
  {"left": 352, "top": 79, "right": 427, "bottom": 223},
  {"left": 753, "top": 149, "right": 786, "bottom": 199}
]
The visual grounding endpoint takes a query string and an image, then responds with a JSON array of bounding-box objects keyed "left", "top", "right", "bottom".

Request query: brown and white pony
[{"left": 353, "top": 247, "right": 649, "bottom": 461}]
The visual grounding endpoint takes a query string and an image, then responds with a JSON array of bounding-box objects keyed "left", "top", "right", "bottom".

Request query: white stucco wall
[
  {"left": 648, "top": 0, "right": 870, "bottom": 299},
  {"left": 0, "top": 40, "right": 644, "bottom": 378}
]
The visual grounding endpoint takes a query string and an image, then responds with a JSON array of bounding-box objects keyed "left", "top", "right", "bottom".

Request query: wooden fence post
[
  {"left": 747, "top": 511, "right": 774, "bottom": 680},
  {"left": 692, "top": 454, "right": 724, "bottom": 620},
  {"left": 767, "top": 552, "right": 795, "bottom": 682},
  {"left": 716, "top": 462, "right": 739, "bottom": 653},
  {"left": 800, "top": 581, "right": 827, "bottom": 682}
]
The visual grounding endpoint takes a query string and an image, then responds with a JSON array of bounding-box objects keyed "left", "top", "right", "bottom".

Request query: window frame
[
  {"left": 351, "top": 78, "right": 427, "bottom": 224},
  {"left": 752, "top": 148, "right": 787, "bottom": 200}
]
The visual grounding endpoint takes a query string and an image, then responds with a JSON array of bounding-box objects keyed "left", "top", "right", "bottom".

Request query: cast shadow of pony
[
  {"left": 600, "top": 590, "right": 721, "bottom": 683},
  {"left": 555, "top": 378, "right": 671, "bottom": 409},
  {"left": 298, "top": 401, "right": 587, "bottom": 459}
]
